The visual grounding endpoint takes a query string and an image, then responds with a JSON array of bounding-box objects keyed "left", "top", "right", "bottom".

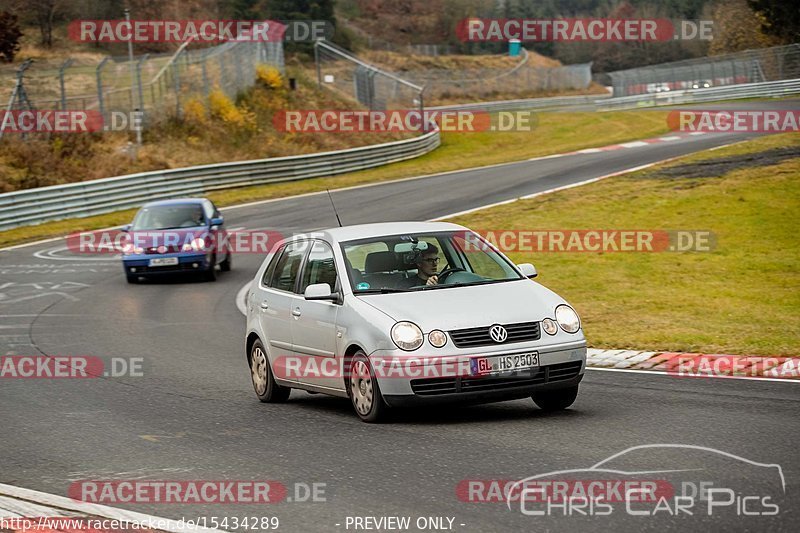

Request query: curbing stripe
[{"left": 0, "top": 483, "right": 224, "bottom": 532}]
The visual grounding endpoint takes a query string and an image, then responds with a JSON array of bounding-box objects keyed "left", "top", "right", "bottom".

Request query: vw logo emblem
[{"left": 489, "top": 325, "right": 508, "bottom": 343}]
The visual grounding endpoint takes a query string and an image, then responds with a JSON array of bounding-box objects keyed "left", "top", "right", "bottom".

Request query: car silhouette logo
[{"left": 489, "top": 325, "right": 508, "bottom": 343}]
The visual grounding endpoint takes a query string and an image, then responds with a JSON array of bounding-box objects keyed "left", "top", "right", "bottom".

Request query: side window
[
  {"left": 202, "top": 202, "right": 214, "bottom": 221},
  {"left": 300, "top": 241, "right": 338, "bottom": 293},
  {"left": 269, "top": 241, "right": 307, "bottom": 293},
  {"left": 261, "top": 245, "right": 286, "bottom": 286}
]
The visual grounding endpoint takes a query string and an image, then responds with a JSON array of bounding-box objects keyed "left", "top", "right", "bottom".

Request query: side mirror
[
  {"left": 210, "top": 217, "right": 224, "bottom": 227},
  {"left": 517, "top": 263, "right": 537, "bottom": 279},
  {"left": 304, "top": 283, "right": 338, "bottom": 302},
  {"left": 120, "top": 224, "right": 131, "bottom": 232}
]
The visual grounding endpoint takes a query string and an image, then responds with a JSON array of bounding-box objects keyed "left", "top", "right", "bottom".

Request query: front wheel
[
  {"left": 250, "top": 340, "right": 290, "bottom": 403},
  {"left": 532, "top": 385, "right": 579, "bottom": 412},
  {"left": 220, "top": 251, "right": 232, "bottom": 272},
  {"left": 203, "top": 255, "right": 217, "bottom": 281},
  {"left": 348, "top": 352, "right": 388, "bottom": 423}
]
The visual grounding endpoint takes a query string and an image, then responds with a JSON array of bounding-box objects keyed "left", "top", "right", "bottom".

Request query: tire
[
  {"left": 532, "top": 385, "right": 579, "bottom": 412},
  {"left": 220, "top": 251, "right": 232, "bottom": 272},
  {"left": 126, "top": 274, "right": 139, "bottom": 284},
  {"left": 203, "top": 255, "right": 217, "bottom": 281},
  {"left": 348, "top": 352, "right": 388, "bottom": 423},
  {"left": 250, "top": 339, "right": 290, "bottom": 403}
]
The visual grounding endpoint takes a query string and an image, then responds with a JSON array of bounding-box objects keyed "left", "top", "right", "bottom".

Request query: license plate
[
  {"left": 471, "top": 352, "right": 539, "bottom": 375},
  {"left": 148, "top": 257, "right": 179, "bottom": 267}
]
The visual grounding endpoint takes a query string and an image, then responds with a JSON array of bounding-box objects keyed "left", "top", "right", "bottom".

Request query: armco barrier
[
  {"left": 596, "top": 78, "right": 800, "bottom": 110},
  {"left": 0, "top": 130, "right": 440, "bottom": 231},
  {"left": 428, "top": 93, "right": 611, "bottom": 113}
]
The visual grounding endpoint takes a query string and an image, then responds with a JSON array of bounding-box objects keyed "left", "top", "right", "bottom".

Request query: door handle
[
  {"left": 292, "top": 307, "right": 302, "bottom": 317},
  {"left": 259, "top": 301, "right": 269, "bottom": 310}
]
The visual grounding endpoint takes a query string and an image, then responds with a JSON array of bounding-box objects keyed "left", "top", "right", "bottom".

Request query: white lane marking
[
  {"left": 658, "top": 136, "right": 681, "bottom": 141},
  {"left": 577, "top": 148, "right": 603, "bottom": 154},
  {"left": 0, "top": 236, "right": 64, "bottom": 252},
  {"left": 236, "top": 281, "right": 252, "bottom": 316},
  {"left": 689, "top": 131, "right": 707, "bottom": 135},
  {"left": 527, "top": 153, "right": 568, "bottom": 161},
  {"left": 587, "top": 366, "right": 799, "bottom": 384},
  {"left": 0, "top": 483, "right": 224, "bottom": 532},
  {"left": 33, "top": 246, "right": 120, "bottom": 262},
  {"left": 620, "top": 141, "right": 649, "bottom": 148},
  {"left": 431, "top": 161, "right": 665, "bottom": 221}
]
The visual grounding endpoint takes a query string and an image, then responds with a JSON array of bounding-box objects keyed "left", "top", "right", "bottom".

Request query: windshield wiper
[{"left": 355, "top": 288, "right": 413, "bottom": 294}]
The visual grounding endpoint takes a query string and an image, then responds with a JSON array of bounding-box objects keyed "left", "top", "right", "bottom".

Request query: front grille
[
  {"left": 449, "top": 321, "right": 540, "bottom": 348},
  {"left": 133, "top": 264, "right": 197, "bottom": 273},
  {"left": 410, "top": 360, "right": 582, "bottom": 396}
]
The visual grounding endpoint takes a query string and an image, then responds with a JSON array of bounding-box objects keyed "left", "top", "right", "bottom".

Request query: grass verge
[
  {"left": 0, "top": 109, "right": 668, "bottom": 248},
  {"left": 447, "top": 133, "right": 800, "bottom": 356}
]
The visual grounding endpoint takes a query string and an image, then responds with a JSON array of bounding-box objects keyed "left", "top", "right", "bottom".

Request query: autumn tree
[{"left": 0, "top": 11, "right": 23, "bottom": 62}]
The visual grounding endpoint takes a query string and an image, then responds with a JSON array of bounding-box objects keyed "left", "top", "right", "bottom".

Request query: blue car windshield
[{"left": 132, "top": 205, "right": 206, "bottom": 230}]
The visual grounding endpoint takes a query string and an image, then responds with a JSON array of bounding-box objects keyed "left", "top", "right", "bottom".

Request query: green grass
[
  {"left": 447, "top": 133, "right": 800, "bottom": 356},
  {"left": 0, "top": 109, "right": 669, "bottom": 248}
]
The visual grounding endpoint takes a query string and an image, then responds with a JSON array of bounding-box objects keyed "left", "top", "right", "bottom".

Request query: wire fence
[
  {"left": 401, "top": 52, "right": 593, "bottom": 102},
  {"left": 1, "top": 39, "right": 284, "bottom": 135},
  {"left": 607, "top": 43, "right": 800, "bottom": 97},
  {"left": 314, "top": 40, "right": 424, "bottom": 112}
]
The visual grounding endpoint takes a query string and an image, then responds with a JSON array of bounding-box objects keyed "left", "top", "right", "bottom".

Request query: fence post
[
  {"left": 96, "top": 57, "right": 110, "bottom": 121},
  {"left": 201, "top": 57, "right": 210, "bottom": 97},
  {"left": 58, "top": 58, "right": 74, "bottom": 111},
  {"left": 314, "top": 40, "right": 322, "bottom": 88},
  {"left": 173, "top": 50, "right": 183, "bottom": 119}
]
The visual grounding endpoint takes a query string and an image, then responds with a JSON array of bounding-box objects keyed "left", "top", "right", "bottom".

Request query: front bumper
[
  {"left": 122, "top": 253, "right": 212, "bottom": 276},
  {"left": 372, "top": 341, "right": 586, "bottom": 407}
]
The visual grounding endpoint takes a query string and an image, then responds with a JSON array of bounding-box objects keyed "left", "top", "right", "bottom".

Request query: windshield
[
  {"left": 341, "top": 230, "right": 523, "bottom": 293},
  {"left": 131, "top": 204, "right": 206, "bottom": 230}
]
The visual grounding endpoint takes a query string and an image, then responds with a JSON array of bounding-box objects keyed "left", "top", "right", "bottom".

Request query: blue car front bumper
[{"left": 122, "top": 252, "right": 212, "bottom": 276}]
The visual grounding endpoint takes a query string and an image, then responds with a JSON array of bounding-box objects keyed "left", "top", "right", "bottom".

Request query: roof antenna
[{"left": 326, "top": 189, "right": 343, "bottom": 227}]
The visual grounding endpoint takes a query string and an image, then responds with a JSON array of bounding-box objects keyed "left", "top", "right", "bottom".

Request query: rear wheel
[
  {"left": 348, "top": 352, "right": 388, "bottom": 423},
  {"left": 532, "top": 385, "right": 579, "bottom": 412},
  {"left": 250, "top": 339, "right": 290, "bottom": 403}
]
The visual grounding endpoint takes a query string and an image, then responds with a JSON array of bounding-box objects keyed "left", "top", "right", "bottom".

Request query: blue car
[{"left": 121, "top": 198, "right": 232, "bottom": 283}]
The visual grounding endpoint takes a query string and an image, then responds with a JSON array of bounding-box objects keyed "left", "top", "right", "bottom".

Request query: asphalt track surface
[{"left": 1, "top": 100, "right": 798, "bottom": 532}]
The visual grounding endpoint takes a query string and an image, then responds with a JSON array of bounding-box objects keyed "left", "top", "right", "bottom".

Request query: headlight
[
  {"left": 555, "top": 305, "right": 580, "bottom": 334},
  {"left": 428, "top": 330, "right": 447, "bottom": 348},
  {"left": 121, "top": 243, "right": 143, "bottom": 255},
  {"left": 391, "top": 321, "right": 423, "bottom": 351},
  {"left": 182, "top": 237, "right": 206, "bottom": 252},
  {"left": 542, "top": 318, "right": 558, "bottom": 335}
]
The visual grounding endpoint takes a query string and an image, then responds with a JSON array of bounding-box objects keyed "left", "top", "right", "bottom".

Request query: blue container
[{"left": 509, "top": 39, "right": 521, "bottom": 57}]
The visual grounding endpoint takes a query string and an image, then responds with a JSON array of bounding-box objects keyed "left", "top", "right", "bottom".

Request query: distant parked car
[
  {"left": 692, "top": 80, "right": 712, "bottom": 89},
  {"left": 120, "top": 198, "right": 232, "bottom": 283}
]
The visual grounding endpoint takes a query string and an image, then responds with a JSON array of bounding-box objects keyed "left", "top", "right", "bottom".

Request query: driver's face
[{"left": 417, "top": 253, "right": 439, "bottom": 276}]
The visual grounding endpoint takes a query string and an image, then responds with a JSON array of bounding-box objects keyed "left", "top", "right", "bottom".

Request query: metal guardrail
[
  {"left": 596, "top": 78, "right": 800, "bottom": 110},
  {"left": 0, "top": 130, "right": 440, "bottom": 232},
  {"left": 428, "top": 93, "right": 612, "bottom": 113}
]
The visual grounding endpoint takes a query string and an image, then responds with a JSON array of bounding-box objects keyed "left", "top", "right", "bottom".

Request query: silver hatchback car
[{"left": 245, "top": 222, "right": 587, "bottom": 422}]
